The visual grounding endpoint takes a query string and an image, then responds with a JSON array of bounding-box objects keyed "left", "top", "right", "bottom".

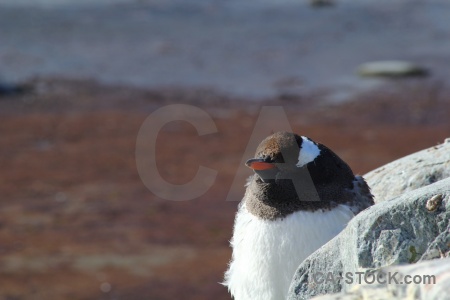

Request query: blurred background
[{"left": 0, "top": 0, "right": 449, "bottom": 299}]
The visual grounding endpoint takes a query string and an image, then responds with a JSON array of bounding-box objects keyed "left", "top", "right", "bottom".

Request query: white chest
[{"left": 224, "top": 204, "right": 354, "bottom": 300}]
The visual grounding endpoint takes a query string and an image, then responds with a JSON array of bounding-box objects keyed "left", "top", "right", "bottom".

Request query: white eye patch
[{"left": 296, "top": 136, "right": 321, "bottom": 167}]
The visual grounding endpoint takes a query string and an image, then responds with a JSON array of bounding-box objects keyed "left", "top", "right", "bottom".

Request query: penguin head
[{"left": 246, "top": 132, "right": 323, "bottom": 183}]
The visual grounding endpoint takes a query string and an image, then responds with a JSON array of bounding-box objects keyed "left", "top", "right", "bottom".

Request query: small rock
[
  {"left": 357, "top": 60, "right": 428, "bottom": 78},
  {"left": 426, "top": 194, "right": 443, "bottom": 212},
  {"left": 0, "top": 82, "right": 30, "bottom": 97},
  {"left": 310, "top": 0, "right": 334, "bottom": 7}
]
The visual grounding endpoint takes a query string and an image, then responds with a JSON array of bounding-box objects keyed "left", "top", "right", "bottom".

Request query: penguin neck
[{"left": 244, "top": 175, "right": 336, "bottom": 221}]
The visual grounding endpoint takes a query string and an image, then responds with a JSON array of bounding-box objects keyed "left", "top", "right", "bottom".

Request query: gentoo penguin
[{"left": 224, "top": 132, "right": 373, "bottom": 300}]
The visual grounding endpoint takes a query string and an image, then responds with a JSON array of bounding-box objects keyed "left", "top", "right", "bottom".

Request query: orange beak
[{"left": 245, "top": 158, "right": 277, "bottom": 170}]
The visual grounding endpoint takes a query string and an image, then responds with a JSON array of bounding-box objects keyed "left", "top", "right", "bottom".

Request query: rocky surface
[
  {"left": 310, "top": 258, "right": 450, "bottom": 300},
  {"left": 365, "top": 139, "right": 450, "bottom": 203},
  {"left": 288, "top": 175, "right": 450, "bottom": 299}
]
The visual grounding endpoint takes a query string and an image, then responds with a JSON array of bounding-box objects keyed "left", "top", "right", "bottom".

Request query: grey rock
[
  {"left": 357, "top": 60, "right": 428, "bottom": 78},
  {"left": 365, "top": 139, "right": 450, "bottom": 203},
  {"left": 287, "top": 177, "right": 450, "bottom": 300},
  {"left": 310, "top": 258, "right": 450, "bottom": 300}
]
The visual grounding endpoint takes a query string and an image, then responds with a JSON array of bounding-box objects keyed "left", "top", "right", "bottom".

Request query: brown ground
[{"left": 0, "top": 78, "right": 449, "bottom": 300}]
